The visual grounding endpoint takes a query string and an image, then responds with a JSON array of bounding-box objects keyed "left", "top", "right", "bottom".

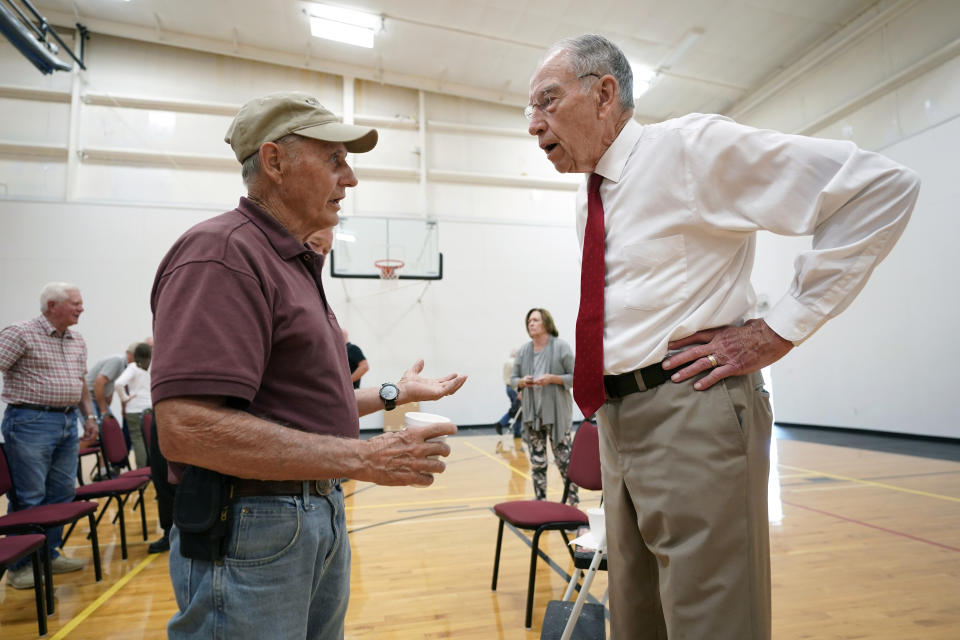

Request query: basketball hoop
[{"left": 374, "top": 259, "right": 405, "bottom": 280}]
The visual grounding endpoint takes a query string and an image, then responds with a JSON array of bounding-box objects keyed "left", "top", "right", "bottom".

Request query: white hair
[{"left": 40, "top": 282, "right": 79, "bottom": 311}]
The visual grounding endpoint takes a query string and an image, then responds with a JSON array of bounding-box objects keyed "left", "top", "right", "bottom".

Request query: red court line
[{"left": 782, "top": 500, "right": 960, "bottom": 553}]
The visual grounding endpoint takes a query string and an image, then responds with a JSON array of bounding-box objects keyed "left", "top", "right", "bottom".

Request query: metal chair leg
[
  {"left": 116, "top": 495, "right": 129, "bottom": 559},
  {"left": 138, "top": 488, "right": 147, "bottom": 540},
  {"left": 87, "top": 512, "right": 102, "bottom": 581},
  {"left": 29, "top": 548, "right": 47, "bottom": 636},
  {"left": 43, "top": 539, "right": 54, "bottom": 615},
  {"left": 491, "top": 519, "right": 505, "bottom": 590},
  {"left": 525, "top": 527, "right": 545, "bottom": 629}
]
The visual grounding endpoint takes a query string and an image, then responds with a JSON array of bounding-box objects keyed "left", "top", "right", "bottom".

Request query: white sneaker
[
  {"left": 5, "top": 565, "right": 36, "bottom": 590},
  {"left": 51, "top": 553, "right": 84, "bottom": 574}
]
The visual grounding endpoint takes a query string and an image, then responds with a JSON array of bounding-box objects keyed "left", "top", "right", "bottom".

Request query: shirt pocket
[{"left": 622, "top": 235, "right": 689, "bottom": 311}]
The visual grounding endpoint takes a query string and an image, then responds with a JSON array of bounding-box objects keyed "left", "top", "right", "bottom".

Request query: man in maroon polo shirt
[{"left": 150, "top": 92, "right": 467, "bottom": 640}]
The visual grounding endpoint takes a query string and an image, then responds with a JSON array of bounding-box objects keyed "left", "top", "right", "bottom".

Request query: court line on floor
[
  {"left": 52, "top": 552, "right": 161, "bottom": 639},
  {"left": 465, "top": 441, "right": 532, "bottom": 480},
  {"left": 779, "top": 464, "right": 960, "bottom": 503},
  {"left": 781, "top": 500, "right": 960, "bottom": 553}
]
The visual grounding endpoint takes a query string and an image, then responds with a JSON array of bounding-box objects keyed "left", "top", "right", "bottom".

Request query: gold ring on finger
[{"left": 707, "top": 354, "right": 719, "bottom": 368}]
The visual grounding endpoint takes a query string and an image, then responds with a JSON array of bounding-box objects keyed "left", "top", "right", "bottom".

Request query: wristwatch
[{"left": 379, "top": 382, "right": 399, "bottom": 411}]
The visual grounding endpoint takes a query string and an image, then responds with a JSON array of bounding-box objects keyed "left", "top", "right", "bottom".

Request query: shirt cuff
[{"left": 764, "top": 294, "right": 825, "bottom": 345}]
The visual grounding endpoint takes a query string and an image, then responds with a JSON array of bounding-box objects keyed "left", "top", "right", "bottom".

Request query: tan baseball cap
[{"left": 225, "top": 91, "right": 378, "bottom": 162}]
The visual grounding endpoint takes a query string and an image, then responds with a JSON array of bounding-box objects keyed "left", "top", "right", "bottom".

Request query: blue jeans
[
  {"left": 498, "top": 385, "right": 522, "bottom": 437},
  {"left": 168, "top": 485, "right": 350, "bottom": 640},
  {"left": 2, "top": 406, "right": 80, "bottom": 568}
]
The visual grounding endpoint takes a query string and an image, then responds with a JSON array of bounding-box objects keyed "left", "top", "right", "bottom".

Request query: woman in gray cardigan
[{"left": 511, "top": 308, "right": 579, "bottom": 506}]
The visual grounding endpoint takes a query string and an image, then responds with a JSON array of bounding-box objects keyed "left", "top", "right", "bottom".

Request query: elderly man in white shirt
[{"left": 526, "top": 34, "right": 919, "bottom": 640}]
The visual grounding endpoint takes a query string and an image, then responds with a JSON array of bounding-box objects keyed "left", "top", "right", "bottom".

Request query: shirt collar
[
  {"left": 237, "top": 196, "right": 315, "bottom": 262},
  {"left": 593, "top": 118, "right": 643, "bottom": 184},
  {"left": 36, "top": 314, "right": 73, "bottom": 339}
]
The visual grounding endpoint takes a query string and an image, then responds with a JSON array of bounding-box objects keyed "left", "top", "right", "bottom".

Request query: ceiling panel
[{"left": 24, "top": 0, "right": 881, "bottom": 119}]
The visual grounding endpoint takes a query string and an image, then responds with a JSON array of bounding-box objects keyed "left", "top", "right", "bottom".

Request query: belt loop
[{"left": 302, "top": 481, "right": 309, "bottom": 502}]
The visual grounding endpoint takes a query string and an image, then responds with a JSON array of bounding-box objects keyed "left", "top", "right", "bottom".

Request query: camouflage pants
[{"left": 527, "top": 422, "right": 578, "bottom": 505}]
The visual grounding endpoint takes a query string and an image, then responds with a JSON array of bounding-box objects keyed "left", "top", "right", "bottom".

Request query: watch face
[{"left": 381, "top": 384, "right": 399, "bottom": 401}]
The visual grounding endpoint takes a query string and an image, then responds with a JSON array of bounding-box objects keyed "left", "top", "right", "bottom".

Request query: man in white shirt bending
[{"left": 525, "top": 34, "right": 919, "bottom": 640}]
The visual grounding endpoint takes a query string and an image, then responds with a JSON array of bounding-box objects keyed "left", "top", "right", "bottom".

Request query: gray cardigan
[{"left": 511, "top": 336, "right": 574, "bottom": 443}]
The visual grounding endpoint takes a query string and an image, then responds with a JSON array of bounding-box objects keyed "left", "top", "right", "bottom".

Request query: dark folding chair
[
  {"left": 0, "top": 533, "right": 50, "bottom": 636},
  {"left": 0, "top": 446, "right": 102, "bottom": 615},
  {"left": 0, "top": 533, "right": 53, "bottom": 636},
  {"left": 63, "top": 416, "right": 150, "bottom": 559},
  {"left": 491, "top": 421, "right": 602, "bottom": 629}
]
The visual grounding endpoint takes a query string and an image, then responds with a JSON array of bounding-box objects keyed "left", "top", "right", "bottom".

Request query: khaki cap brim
[{"left": 294, "top": 121, "right": 378, "bottom": 154}]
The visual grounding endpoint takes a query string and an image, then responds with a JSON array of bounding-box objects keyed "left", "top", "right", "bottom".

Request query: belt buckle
[{"left": 313, "top": 479, "right": 334, "bottom": 496}]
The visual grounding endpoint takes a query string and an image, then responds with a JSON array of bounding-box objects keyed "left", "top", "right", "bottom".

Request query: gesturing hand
[
  {"left": 397, "top": 359, "right": 467, "bottom": 403},
  {"left": 661, "top": 319, "right": 793, "bottom": 391}
]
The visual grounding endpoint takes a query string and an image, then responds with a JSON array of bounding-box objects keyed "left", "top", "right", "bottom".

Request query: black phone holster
[{"left": 173, "top": 465, "right": 233, "bottom": 562}]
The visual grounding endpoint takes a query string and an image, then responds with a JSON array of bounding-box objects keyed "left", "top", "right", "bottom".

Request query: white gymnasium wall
[
  {"left": 0, "top": 31, "right": 581, "bottom": 429},
  {"left": 743, "top": 0, "right": 960, "bottom": 437},
  {"left": 1, "top": 2, "right": 958, "bottom": 437}
]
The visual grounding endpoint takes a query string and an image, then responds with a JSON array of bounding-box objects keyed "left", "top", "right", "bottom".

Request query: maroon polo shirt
[{"left": 150, "top": 197, "right": 358, "bottom": 441}]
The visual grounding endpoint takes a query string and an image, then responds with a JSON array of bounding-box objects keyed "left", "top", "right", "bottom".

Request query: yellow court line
[
  {"left": 464, "top": 441, "right": 532, "bottom": 480},
  {"left": 779, "top": 463, "right": 960, "bottom": 503},
  {"left": 785, "top": 483, "right": 875, "bottom": 494},
  {"left": 347, "top": 492, "right": 532, "bottom": 511},
  {"left": 52, "top": 552, "right": 161, "bottom": 639}
]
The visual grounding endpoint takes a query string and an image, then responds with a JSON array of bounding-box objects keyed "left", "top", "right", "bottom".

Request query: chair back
[
  {"left": 0, "top": 446, "right": 13, "bottom": 500},
  {"left": 567, "top": 421, "right": 601, "bottom": 491},
  {"left": 100, "top": 415, "right": 130, "bottom": 468}
]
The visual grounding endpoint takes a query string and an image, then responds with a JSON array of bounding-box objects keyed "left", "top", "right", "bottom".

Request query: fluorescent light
[
  {"left": 660, "top": 28, "right": 703, "bottom": 71},
  {"left": 631, "top": 63, "right": 658, "bottom": 98},
  {"left": 335, "top": 231, "right": 357, "bottom": 243},
  {"left": 307, "top": 4, "right": 382, "bottom": 49}
]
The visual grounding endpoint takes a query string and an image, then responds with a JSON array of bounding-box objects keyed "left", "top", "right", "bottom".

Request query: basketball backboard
[{"left": 329, "top": 216, "right": 442, "bottom": 280}]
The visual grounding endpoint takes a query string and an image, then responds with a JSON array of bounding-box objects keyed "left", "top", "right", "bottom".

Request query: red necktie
[{"left": 574, "top": 173, "right": 606, "bottom": 418}]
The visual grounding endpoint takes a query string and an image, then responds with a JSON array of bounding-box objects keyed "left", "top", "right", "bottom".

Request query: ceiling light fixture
[
  {"left": 306, "top": 3, "right": 382, "bottom": 49},
  {"left": 630, "top": 28, "right": 704, "bottom": 101},
  {"left": 631, "top": 63, "right": 658, "bottom": 99}
]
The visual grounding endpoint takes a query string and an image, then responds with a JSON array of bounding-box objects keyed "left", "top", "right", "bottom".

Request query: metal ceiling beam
[
  {"left": 33, "top": 8, "right": 531, "bottom": 107},
  {"left": 726, "top": 0, "right": 918, "bottom": 120}
]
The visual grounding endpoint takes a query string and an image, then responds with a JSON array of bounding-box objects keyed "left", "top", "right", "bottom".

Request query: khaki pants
[{"left": 597, "top": 371, "right": 772, "bottom": 640}]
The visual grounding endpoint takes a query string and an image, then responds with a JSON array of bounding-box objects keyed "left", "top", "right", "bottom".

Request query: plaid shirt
[{"left": 0, "top": 315, "right": 88, "bottom": 406}]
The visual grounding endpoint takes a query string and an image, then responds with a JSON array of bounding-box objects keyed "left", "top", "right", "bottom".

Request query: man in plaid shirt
[{"left": 1, "top": 282, "right": 98, "bottom": 590}]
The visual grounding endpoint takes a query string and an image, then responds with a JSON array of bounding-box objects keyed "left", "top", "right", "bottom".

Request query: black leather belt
[
  {"left": 604, "top": 362, "right": 672, "bottom": 399},
  {"left": 231, "top": 479, "right": 340, "bottom": 498},
  {"left": 10, "top": 403, "right": 76, "bottom": 413}
]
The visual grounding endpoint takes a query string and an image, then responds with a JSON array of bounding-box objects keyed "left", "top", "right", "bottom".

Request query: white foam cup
[
  {"left": 587, "top": 507, "right": 605, "bottom": 542},
  {"left": 404, "top": 412, "right": 451, "bottom": 465},
  {"left": 404, "top": 412, "right": 450, "bottom": 440}
]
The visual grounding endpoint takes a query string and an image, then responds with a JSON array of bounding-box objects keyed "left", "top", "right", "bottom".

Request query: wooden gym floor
[{"left": 1, "top": 427, "right": 959, "bottom": 639}]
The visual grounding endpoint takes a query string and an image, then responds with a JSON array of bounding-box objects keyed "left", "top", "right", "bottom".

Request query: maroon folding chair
[
  {"left": 490, "top": 421, "right": 602, "bottom": 629},
  {"left": 0, "top": 533, "right": 50, "bottom": 635},
  {"left": 63, "top": 416, "right": 150, "bottom": 559},
  {"left": 76, "top": 440, "right": 101, "bottom": 486},
  {"left": 0, "top": 446, "right": 102, "bottom": 615}
]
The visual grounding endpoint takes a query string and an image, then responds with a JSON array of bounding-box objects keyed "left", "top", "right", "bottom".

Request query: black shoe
[
  {"left": 148, "top": 535, "right": 170, "bottom": 553},
  {"left": 495, "top": 422, "right": 503, "bottom": 435}
]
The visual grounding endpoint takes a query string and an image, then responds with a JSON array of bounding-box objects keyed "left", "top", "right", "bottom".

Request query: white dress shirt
[
  {"left": 578, "top": 114, "right": 920, "bottom": 375},
  {"left": 115, "top": 362, "right": 152, "bottom": 414}
]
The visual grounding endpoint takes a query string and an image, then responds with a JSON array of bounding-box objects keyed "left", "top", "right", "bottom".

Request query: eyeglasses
[{"left": 523, "top": 73, "right": 601, "bottom": 120}]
